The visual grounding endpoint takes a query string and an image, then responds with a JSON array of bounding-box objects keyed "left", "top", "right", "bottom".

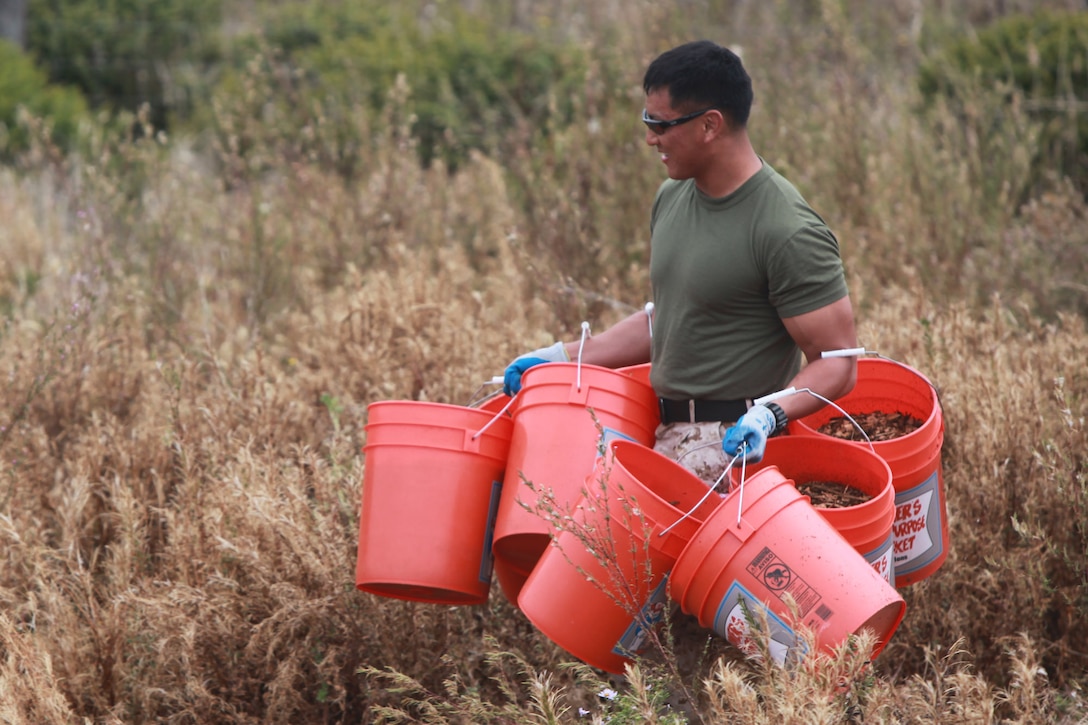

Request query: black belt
[{"left": 658, "top": 397, "right": 751, "bottom": 424}]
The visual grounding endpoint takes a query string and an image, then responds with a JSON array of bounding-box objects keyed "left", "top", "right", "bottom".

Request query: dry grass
[{"left": 1, "top": 0, "right": 1088, "bottom": 722}]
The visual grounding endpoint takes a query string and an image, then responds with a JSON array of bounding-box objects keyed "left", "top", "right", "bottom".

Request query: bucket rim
[
  {"left": 601, "top": 439, "right": 723, "bottom": 549},
  {"left": 365, "top": 398, "right": 517, "bottom": 422},
  {"left": 364, "top": 398, "right": 515, "bottom": 438},
  {"left": 520, "top": 361, "right": 657, "bottom": 395},
  {"left": 790, "top": 357, "right": 943, "bottom": 443},
  {"left": 855, "top": 357, "right": 942, "bottom": 430},
  {"left": 742, "top": 435, "right": 895, "bottom": 505}
]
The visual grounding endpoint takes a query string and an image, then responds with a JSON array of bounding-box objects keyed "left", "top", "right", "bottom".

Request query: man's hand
[
  {"left": 502, "top": 342, "right": 569, "bottom": 395},
  {"left": 721, "top": 405, "right": 778, "bottom": 463}
]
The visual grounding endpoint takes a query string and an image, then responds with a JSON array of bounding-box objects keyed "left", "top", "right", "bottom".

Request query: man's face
[{"left": 642, "top": 88, "right": 709, "bottom": 181}]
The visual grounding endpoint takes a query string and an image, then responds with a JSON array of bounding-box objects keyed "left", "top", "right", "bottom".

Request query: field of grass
[{"left": 2, "top": 0, "right": 1088, "bottom": 722}]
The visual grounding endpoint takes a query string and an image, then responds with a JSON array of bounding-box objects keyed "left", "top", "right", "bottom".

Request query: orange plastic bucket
[
  {"left": 669, "top": 466, "right": 906, "bottom": 664},
  {"left": 517, "top": 440, "right": 721, "bottom": 674},
  {"left": 476, "top": 390, "right": 517, "bottom": 417},
  {"left": 787, "top": 358, "right": 948, "bottom": 586},
  {"left": 732, "top": 436, "right": 896, "bottom": 583},
  {"left": 493, "top": 558, "right": 532, "bottom": 610},
  {"left": 492, "top": 363, "right": 659, "bottom": 602},
  {"left": 616, "top": 362, "right": 652, "bottom": 387},
  {"left": 356, "top": 400, "right": 513, "bottom": 605}
]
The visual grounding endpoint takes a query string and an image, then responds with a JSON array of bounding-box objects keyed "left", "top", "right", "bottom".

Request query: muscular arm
[
  {"left": 778, "top": 295, "right": 858, "bottom": 420},
  {"left": 559, "top": 309, "right": 653, "bottom": 369}
]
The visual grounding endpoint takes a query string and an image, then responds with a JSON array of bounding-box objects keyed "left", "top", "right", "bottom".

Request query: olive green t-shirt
[{"left": 648, "top": 161, "right": 848, "bottom": 401}]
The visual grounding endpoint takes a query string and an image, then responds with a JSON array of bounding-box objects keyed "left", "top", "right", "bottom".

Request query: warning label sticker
[
  {"left": 746, "top": 546, "right": 825, "bottom": 619},
  {"left": 712, "top": 581, "right": 804, "bottom": 667},
  {"left": 892, "top": 473, "right": 941, "bottom": 573}
]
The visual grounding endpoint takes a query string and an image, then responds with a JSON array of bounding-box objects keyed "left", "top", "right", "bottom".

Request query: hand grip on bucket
[
  {"left": 660, "top": 381, "right": 883, "bottom": 538},
  {"left": 493, "top": 321, "right": 595, "bottom": 397}
]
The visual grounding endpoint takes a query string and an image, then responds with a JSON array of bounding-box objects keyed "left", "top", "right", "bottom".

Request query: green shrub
[
  {"left": 0, "top": 38, "right": 88, "bottom": 157},
  {"left": 26, "top": 0, "right": 224, "bottom": 131},
  {"left": 211, "top": 2, "right": 588, "bottom": 172},
  {"left": 918, "top": 10, "right": 1088, "bottom": 192}
]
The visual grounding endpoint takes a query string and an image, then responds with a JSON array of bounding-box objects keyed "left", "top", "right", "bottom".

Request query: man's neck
[{"left": 695, "top": 139, "right": 763, "bottom": 198}]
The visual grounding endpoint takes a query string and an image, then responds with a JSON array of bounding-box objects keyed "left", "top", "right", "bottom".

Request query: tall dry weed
[{"left": 1, "top": 0, "right": 1087, "bottom": 722}]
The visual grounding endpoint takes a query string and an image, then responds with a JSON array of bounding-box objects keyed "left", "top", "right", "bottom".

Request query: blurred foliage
[
  {"left": 25, "top": 0, "right": 224, "bottom": 130},
  {"left": 918, "top": 10, "right": 1088, "bottom": 194},
  {"left": 2, "top": 1, "right": 1088, "bottom": 721},
  {"left": 209, "top": 1, "right": 590, "bottom": 172},
  {"left": 0, "top": 38, "right": 88, "bottom": 157}
]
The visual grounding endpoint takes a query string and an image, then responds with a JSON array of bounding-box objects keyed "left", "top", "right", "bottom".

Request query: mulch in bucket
[
  {"left": 517, "top": 440, "right": 721, "bottom": 674},
  {"left": 732, "top": 435, "right": 896, "bottom": 584},
  {"left": 356, "top": 400, "right": 513, "bottom": 605},
  {"left": 492, "top": 362, "right": 659, "bottom": 603},
  {"left": 788, "top": 357, "right": 948, "bottom": 587},
  {"left": 670, "top": 466, "right": 906, "bottom": 665}
]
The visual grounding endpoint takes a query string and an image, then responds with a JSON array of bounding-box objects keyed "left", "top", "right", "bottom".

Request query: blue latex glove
[
  {"left": 721, "top": 404, "right": 778, "bottom": 463},
  {"left": 502, "top": 342, "right": 569, "bottom": 395}
]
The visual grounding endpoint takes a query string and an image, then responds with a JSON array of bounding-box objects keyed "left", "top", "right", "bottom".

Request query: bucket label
[
  {"left": 712, "top": 581, "right": 799, "bottom": 666},
  {"left": 598, "top": 426, "right": 639, "bottom": 457},
  {"left": 891, "top": 471, "right": 944, "bottom": 575},
  {"left": 866, "top": 536, "right": 895, "bottom": 585},
  {"left": 479, "top": 480, "right": 503, "bottom": 583},
  {"left": 612, "top": 576, "right": 672, "bottom": 657},
  {"left": 745, "top": 547, "right": 828, "bottom": 621}
]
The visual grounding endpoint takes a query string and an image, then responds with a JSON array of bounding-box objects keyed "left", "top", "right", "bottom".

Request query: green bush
[
  {"left": 213, "top": 2, "right": 588, "bottom": 172},
  {"left": 26, "top": 0, "right": 224, "bottom": 131},
  {"left": 918, "top": 10, "right": 1088, "bottom": 191},
  {"left": 0, "top": 39, "right": 88, "bottom": 157}
]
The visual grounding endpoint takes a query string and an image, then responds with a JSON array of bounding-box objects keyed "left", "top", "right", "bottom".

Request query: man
[{"left": 504, "top": 40, "right": 858, "bottom": 484}]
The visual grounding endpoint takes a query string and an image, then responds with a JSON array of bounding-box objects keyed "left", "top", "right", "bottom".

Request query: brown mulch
[
  {"left": 796, "top": 480, "right": 871, "bottom": 508},
  {"left": 816, "top": 410, "right": 923, "bottom": 442},
  {"left": 797, "top": 409, "right": 923, "bottom": 508}
]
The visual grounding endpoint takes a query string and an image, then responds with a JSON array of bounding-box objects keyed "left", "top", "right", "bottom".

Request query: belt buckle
[{"left": 688, "top": 399, "right": 696, "bottom": 424}]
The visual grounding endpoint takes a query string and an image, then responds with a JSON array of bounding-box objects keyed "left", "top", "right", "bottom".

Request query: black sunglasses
[{"left": 642, "top": 107, "right": 715, "bottom": 135}]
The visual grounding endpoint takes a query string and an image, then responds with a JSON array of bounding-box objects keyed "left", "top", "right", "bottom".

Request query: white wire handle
[
  {"left": 659, "top": 447, "right": 746, "bottom": 537},
  {"left": 575, "top": 321, "right": 591, "bottom": 390},
  {"left": 756, "top": 386, "right": 875, "bottom": 453},
  {"left": 661, "top": 346, "right": 924, "bottom": 534},
  {"left": 471, "top": 395, "right": 518, "bottom": 439}
]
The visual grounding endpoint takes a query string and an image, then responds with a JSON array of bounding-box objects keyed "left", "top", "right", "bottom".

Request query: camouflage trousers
[{"left": 652, "top": 421, "right": 737, "bottom": 491}]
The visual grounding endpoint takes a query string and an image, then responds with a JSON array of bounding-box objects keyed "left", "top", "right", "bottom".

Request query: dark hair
[{"left": 642, "top": 40, "right": 753, "bottom": 128}]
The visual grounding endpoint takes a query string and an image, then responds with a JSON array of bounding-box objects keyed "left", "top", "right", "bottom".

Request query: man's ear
[{"left": 703, "top": 109, "right": 726, "bottom": 139}]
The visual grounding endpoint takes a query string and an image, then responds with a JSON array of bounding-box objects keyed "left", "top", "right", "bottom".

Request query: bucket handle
[
  {"left": 656, "top": 380, "right": 878, "bottom": 537},
  {"left": 758, "top": 386, "right": 876, "bottom": 454},
  {"left": 464, "top": 319, "right": 594, "bottom": 441},
  {"left": 659, "top": 348, "right": 930, "bottom": 537},
  {"left": 575, "top": 321, "right": 591, "bottom": 390},
  {"left": 468, "top": 384, "right": 506, "bottom": 409},
  {"left": 658, "top": 448, "right": 747, "bottom": 538},
  {"left": 477, "top": 320, "right": 595, "bottom": 402},
  {"left": 470, "top": 394, "right": 518, "bottom": 442}
]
